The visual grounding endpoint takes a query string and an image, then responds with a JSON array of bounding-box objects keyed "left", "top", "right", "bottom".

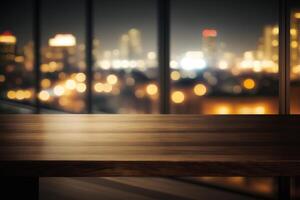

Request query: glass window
[
  {"left": 290, "top": 9, "right": 300, "bottom": 114},
  {"left": 39, "top": 0, "right": 86, "bottom": 113},
  {"left": 170, "top": 0, "right": 279, "bottom": 114},
  {"left": 170, "top": 0, "right": 279, "bottom": 196},
  {"left": 0, "top": 0, "right": 35, "bottom": 104},
  {"left": 92, "top": 0, "right": 159, "bottom": 114}
]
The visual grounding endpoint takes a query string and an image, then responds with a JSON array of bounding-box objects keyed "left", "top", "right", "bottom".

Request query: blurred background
[{"left": 0, "top": 0, "right": 299, "bottom": 199}]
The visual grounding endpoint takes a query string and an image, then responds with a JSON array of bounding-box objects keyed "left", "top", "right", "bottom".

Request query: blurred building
[
  {"left": 256, "top": 25, "right": 278, "bottom": 63},
  {"left": 291, "top": 10, "right": 300, "bottom": 80},
  {"left": 23, "top": 42, "right": 34, "bottom": 72},
  {"left": 119, "top": 28, "right": 143, "bottom": 60},
  {"left": 128, "top": 28, "right": 143, "bottom": 59},
  {"left": 119, "top": 33, "right": 130, "bottom": 59},
  {"left": 0, "top": 31, "right": 17, "bottom": 64},
  {"left": 201, "top": 29, "right": 218, "bottom": 67},
  {"left": 42, "top": 34, "right": 84, "bottom": 74}
]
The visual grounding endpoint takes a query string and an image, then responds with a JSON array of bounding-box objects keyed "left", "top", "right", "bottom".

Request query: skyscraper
[
  {"left": 258, "top": 25, "right": 278, "bottom": 62},
  {"left": 0, "top": 31, "right": 17, "bottom": 64},
  {"left": 201, "top": 29, "right": 218, "bottom": 67},
  {"left": 119, "top": 28, "right": 143, "bottom": 60},
  {"left": 119, "top": 33, "right": 129, "bottom": 59},
  {"left": 128, "top": 28, "right": 143, "bottom": 59},
  {"left": 43, "top": 34, "right": 79, "bottom": 73}
]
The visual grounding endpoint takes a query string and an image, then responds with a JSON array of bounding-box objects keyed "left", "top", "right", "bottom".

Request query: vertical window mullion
[
  {"left": 278, "top": 1, "right": 291, "bottom": 199},
  {"left": 158, "top": 0, "right": 170, "bottom": 114},
  {"left": 86, "top": 0, "right": 93, "bottom": 114},
  {"left": 33, "top": 0, "right": 41, "bottom": 114},
  {"left": 279, "top": 0, "right": 290, "bottom": 115}
]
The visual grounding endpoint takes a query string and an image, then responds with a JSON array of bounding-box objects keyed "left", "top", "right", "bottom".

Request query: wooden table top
[{"left": 0, "top": 115, "right": 300, "bottom": 177}]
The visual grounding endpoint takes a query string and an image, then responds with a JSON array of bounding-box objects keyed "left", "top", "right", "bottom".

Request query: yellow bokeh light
[
  {"left": 294, "top": 13, "right": 300, "bottom": 19},
  {"left": 75, "top": 73, "right": 86, "bottom": 82},
  {"left": 41, "top": 79, "right": 51, "bottom": 88},
  {"left": 53, "top": 85, "right": 65, "bottom": 96},
  {"left": 218, "top": 60, "right": 228, "bottom": 70},
  {"left": 272, "top": 27, "right": 279, "bottom": 35},
  {"left": 243, "top": 78, "right": 256, "bottom": 90},
  {"left": 38, "top": 90, "right": 50, "bottom": 101},
  {"left": 106, "top": 74, "right": 118, "bottom": 85},
  {"left": 7, "top": 90, "right": 16, "bottom": 99},
  {"left": 272, "top": 55, "right": 278, "bottom": 61},
  {"left": 147, "top": 52, "right": 156, "bottom": 60},
  {"left": 41, "top": 64, "right": 49, "bottom": 73},
  {"left": 146, "top": 84, "right": 158, "bottom": 96},
  {"left": 103, "top": 83, "right": 113, "bottom": 93},
  {"left": 0, "top": 34, "right": 17, "bottom": 44},
  {"left": 16, "top": 90, "right": 25, "bottom": 100},
  {"left": 171, "top": 71, "right": 181, "bottom": 81},
  {"left": 255, "top": 106, "right": 266, "bottom": 114},
  {"left": 291, "top": 41, "right": 298, "bottom": 48},
  {"left": 76, "top": 83, "right": 86, "bottom": 93},
  {"left": 215, "top": 106, "right": 231, "bottom": 114},
  {"left": 94, "top": 83, "right": 104, "bottom": 93},
  {"left": 24, "top": 90, "right": 32, "bottom": 99},
  {"left": 238, "top": 107, "right": 252, "bottom": 114},
  {"left": 291, "top": 29, "right": 297, "bottom": 36},
  {"left": 194, "top": 84, "right": 207, "bottom": 96},
  {"left": 170, "top": 60, "right": 179, "bottom": 68},
  {"left": 49, "top": 34, "right": 76, "bottom": 47},
  {"left": 272, "top": 40, "right": 278, "bottom": 47},
  {"left": 49, "top": 61, "right": 58, "bottom": 72},
  {"left": 14, "top": 56, "right": 24, "bottom": 63},
  {"left": 65, "top": 79, "right": 76, "bottom": 90},
  {"left": 171, "top": 91, "right": 185, "bottom": 104}
]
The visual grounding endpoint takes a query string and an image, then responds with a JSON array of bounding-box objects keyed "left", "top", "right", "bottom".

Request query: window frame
[
  {"left": 1, "top": 0, "right": 294, "bottom": 198},
  {"left": 0, "top": 0, "right": 291, "bottom": 115},
  {"left": 28, "top": 0, "right": 292, "bottom": 115}
]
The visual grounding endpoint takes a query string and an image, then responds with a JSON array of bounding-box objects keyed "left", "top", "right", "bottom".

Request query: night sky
[{"left": 0, "top": 0, "right": 278, "bottom": 57}]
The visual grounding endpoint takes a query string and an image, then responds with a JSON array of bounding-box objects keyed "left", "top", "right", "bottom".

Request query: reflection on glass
[
  {"left": 92, "top": 0, "right": 159, "bottom": 114},
  {"left": 0, "top": 101, "right": 34, "bottom": 114},
  {"left": 171, "top": 0, "right": 279, "bottom": 114},
  {"left": 39, "top": 0, "right": 86, "bottom": 113},
  {"left": 0, "top": 0, "right": 34, "bottom": 104},
  {"left": 192, "top": 177, "right": 275, "bottom": 198},
  {"left": 290, "top": 10, "right": 300, "bottom": 114}
]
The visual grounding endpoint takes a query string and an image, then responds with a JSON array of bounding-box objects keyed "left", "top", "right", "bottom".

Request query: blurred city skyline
[
  {"left": 0, "top": 0, "right": 277, "bottom": 57},
  {"left": 0, "top": 1, "right": 298, "bottom": 198},
  {"left": 1, "top": 0, "right": 300, "bottom": 115}
]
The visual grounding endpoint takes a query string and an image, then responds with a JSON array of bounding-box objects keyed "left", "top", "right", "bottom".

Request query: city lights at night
[
  {"left": 0, "top": 0, "right": 299, "bottom": 115},
  {"left": 1, "top": 0, "right": 300, "bottom": 199},
  {"left": 49, "top": 34, "right": 76, "bottom": 47},
  {"left": 1, "top": 20, "right": 300, "bottom": 114}
]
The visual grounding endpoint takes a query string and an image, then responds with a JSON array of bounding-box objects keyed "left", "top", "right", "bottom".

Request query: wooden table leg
[
  {"left": 1, "top": 177, "right": 39, "bottom": 199},
  {"left": 278, "top": 176, "right": 291, "bottom": 200}
]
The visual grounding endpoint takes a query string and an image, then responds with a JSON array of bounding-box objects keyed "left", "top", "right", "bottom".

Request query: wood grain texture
[{"left": 0, "top": 115, "right": 300, "bottom": 176}]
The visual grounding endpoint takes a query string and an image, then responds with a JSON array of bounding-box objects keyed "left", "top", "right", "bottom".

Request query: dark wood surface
[{"left": 0, "top": 115, "right": 300, "bottom": 177}]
